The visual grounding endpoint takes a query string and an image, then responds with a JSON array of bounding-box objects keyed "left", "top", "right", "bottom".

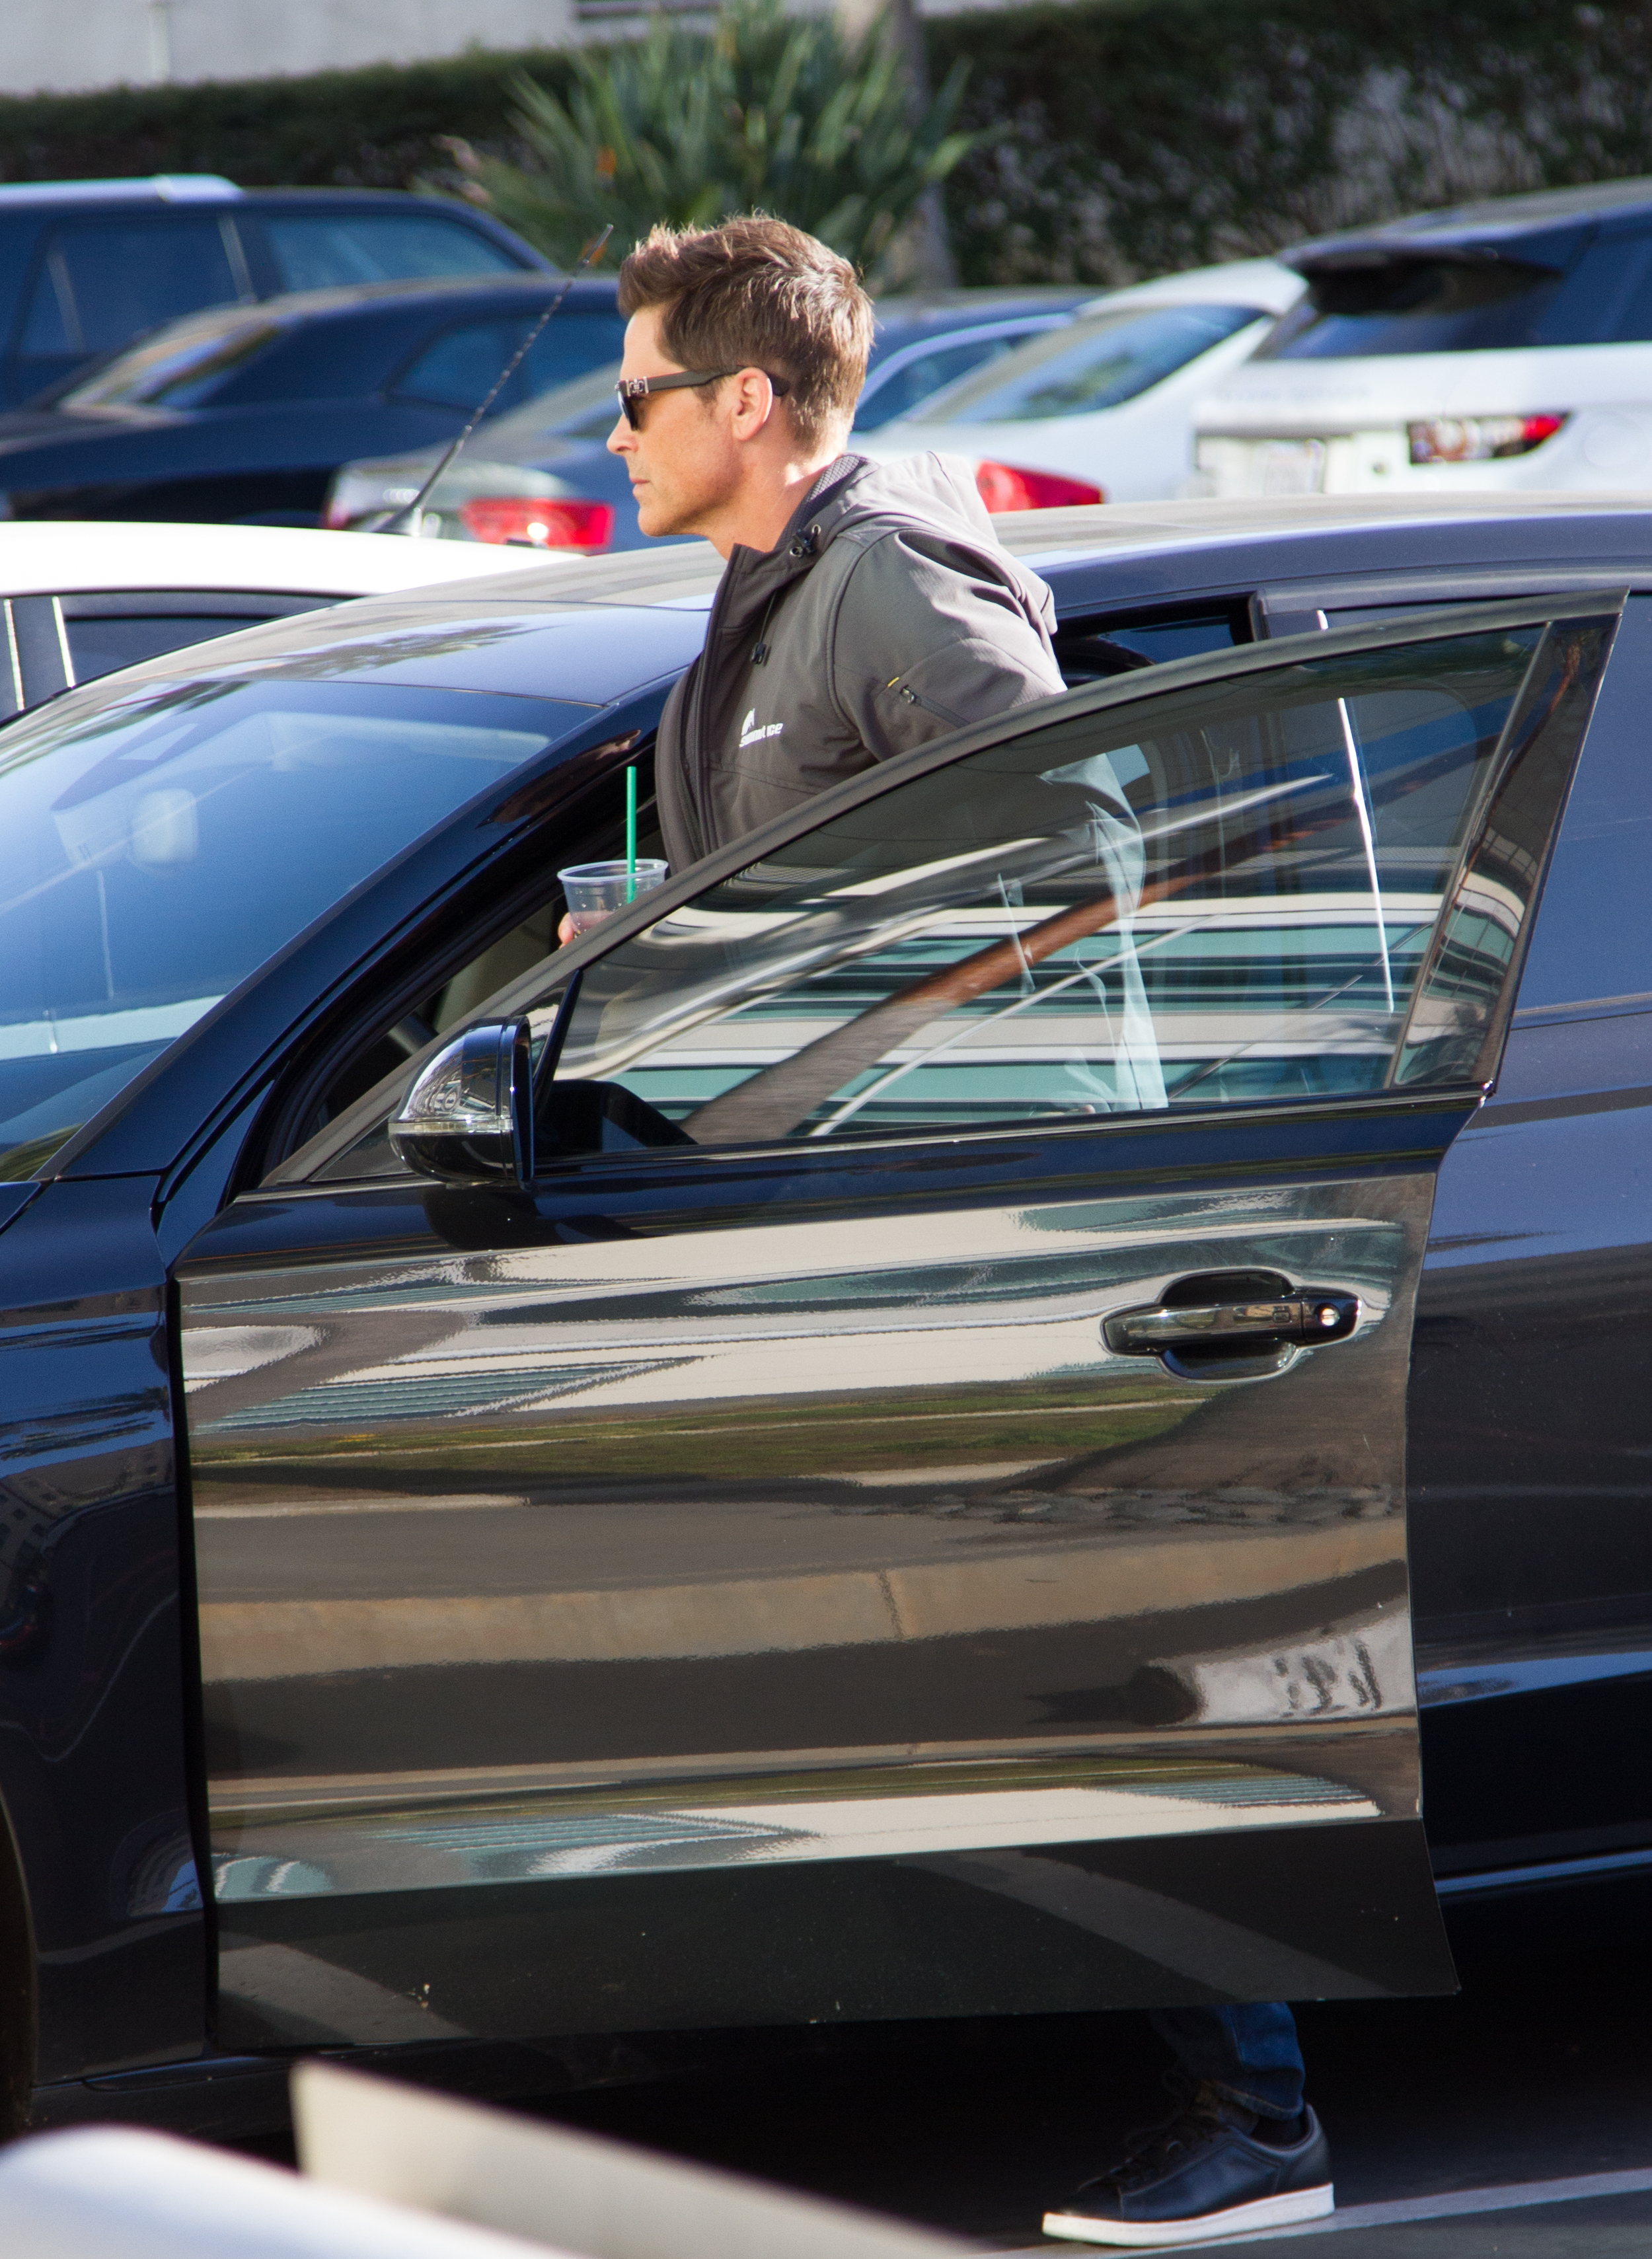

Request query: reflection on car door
[{"left": 176, "top": 602, "right": 1618, "bottom": 2051}]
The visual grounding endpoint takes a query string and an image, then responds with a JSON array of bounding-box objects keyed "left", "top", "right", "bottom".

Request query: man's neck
[{"left": 704, "top": 448, "right": 848, "bottom": 560}]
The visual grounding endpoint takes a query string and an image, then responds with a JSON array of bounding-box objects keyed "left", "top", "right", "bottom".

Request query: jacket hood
[
  {"left": 805, "top": 449, "right": 999, "bottom": 549},
  {"left": 718, "top": 449, "right": 1027, "bottom": 628}
]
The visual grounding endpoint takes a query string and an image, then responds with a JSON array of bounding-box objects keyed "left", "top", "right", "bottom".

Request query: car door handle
[{"left": 1104, "top": 1291, "right": 1359, "bottom": 1356}]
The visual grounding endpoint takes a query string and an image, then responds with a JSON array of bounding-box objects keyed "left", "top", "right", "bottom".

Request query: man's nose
[{"left": 607, "top": 413, "right": 634, "bottom": 457}]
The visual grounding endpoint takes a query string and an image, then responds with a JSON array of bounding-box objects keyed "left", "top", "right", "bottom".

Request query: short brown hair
[{"left": 617, "top": 215, "right": 873, "bottom": 450}]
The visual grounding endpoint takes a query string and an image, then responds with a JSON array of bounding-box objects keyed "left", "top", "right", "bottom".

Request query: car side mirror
[{"left": 389, "top": 1019, "right": 533, "bottom": 1185}]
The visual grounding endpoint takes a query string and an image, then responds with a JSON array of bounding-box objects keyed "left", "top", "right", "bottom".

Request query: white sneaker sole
[{"left": 1043, "top": 2182, "right": 1334, "bottom": 2246}]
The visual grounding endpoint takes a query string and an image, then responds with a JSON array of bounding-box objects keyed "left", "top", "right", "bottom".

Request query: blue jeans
[{"left": 1147, "top": 2002, "right": 1304, "bottom": 2120}]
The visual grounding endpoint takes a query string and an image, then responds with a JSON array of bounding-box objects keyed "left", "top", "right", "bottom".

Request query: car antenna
[{"left": 374, "top": 222, "right": 614, "bottom": 537}]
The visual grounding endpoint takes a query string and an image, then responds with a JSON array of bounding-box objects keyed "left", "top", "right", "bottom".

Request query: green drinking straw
[{"left": 624, "top": 766, "right": 638, "bottom": 902}]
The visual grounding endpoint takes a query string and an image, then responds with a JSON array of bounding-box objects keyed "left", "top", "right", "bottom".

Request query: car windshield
[
  {"left": 0, "top": 677, "right": 587, "bottom": 1179},
  {"left": 911, "top": 303, "right": 1261, "bottom": 424},
  {"left": 63, "top": 312, "right": 283, "bottom": 410}
]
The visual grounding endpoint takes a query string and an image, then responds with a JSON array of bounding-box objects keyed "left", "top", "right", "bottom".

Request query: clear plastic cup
[{"left": 558, "top": 858, "right": 668, "bottom": 936}]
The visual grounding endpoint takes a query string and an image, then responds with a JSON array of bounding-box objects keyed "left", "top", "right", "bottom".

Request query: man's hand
[{"left": 558, "top": 912, "right": 577, "bottom": 946}]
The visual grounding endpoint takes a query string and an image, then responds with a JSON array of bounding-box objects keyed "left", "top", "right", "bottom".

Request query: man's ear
[{"left": 728, "top": 367, "right": 783, "bottom": 439}]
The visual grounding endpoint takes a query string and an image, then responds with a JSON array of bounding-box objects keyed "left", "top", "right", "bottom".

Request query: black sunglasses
[{"left": 615, "top": 366, "right": 792, "bottom": 429}]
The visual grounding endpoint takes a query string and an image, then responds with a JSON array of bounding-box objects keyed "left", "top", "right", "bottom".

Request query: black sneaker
[{"left": 1043, "top": 2085, "right": 1333, "bottom": 2247}]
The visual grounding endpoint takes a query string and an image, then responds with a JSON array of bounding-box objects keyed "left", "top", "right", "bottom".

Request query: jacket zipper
[{"left": 891, "top": 677, "right": 967, "bottom": 726}]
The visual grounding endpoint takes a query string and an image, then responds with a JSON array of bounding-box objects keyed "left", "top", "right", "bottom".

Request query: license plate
[{"left": 1257, "top": 439, "right": 1327, "bottom": 496}]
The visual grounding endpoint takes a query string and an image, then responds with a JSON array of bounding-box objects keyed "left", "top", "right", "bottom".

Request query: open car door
[{"left": 176, "top": 599, "right": 1616, "bottom": 2049}]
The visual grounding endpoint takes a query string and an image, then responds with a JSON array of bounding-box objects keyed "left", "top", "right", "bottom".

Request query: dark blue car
[
  {"left": 0, "top": 176, "right": 552, "bottom": 409},
  {"left": 3, "top": 496, "right": 1649, "bottom": 2142},
  {"left": 0, "top": 272, "right": 624, "bottom": 528}
]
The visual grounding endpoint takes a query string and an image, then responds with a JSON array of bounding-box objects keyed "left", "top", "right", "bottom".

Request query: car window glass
[
  {"left": 62, "top": 313, "right": 282, "bottom": 410},
  {"left": 513, "top": 630, "right": 1550, "bottom": 1152},
  {"left": 1254, "top": 225, "right": 1652, "bottom": 358},
  {"left": 63, "top": 612, "right": 284, "bottom": 684},
  {"left": 261, "top": 213, "right": 521, "bottom": 291},
  {"left": 390, "top": 312, "right": 628, "bottom": 412},
  {"left": 0, "top": 681, "right": 590, "bottom": 1182},
  {"left": 916, "top": 304, "right": 1259, "bottom": 424},
  {"left": 17, "top": 256, "right": 72, "bottom": 360},
  {"left": 17, "top": 219, "right": 241, "bottom": 363},
  {"left": 1513, "top": 594, "right": 1652, "bottom": 1017},
  {"left": 1586, "top": 229, "right": 1652, "bottom": 342},
  {"left": 853, "top": 331, "right": 1044, "bottom": 430},
  {"left": 1057, "top": 611, "right": 1242, "bottom": 685}
]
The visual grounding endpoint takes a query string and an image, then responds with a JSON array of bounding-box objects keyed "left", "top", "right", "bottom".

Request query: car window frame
[{"left": 282, "top": 589, "right": 1625, "bottom": 1191}]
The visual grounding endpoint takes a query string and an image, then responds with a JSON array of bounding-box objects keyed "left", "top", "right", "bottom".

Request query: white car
[
  {"left": 1194, "top": 179, "right": 1652, "bottom": 498},
  {"left": 852, "top": 260, "right": 1306, "bottom": 507},
  {"left": 0, "top": 521, "right": 558, "bottom": 718}
]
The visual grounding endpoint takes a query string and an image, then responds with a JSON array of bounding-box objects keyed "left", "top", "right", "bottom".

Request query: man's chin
[
  {"left": 632, "top": 489, "right": 697, "bottom": 540},
  {"left": 632, "top": 492, "right": 673, "bottom": 538}
]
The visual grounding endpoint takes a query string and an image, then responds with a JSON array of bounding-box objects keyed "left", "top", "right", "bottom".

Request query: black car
[
  {"left": 0, "top": 274, "right": 626, "bottom": 528},
  {"left": 325, "top": 289, "right": 1094, "bottom": 552},
  {"left": 4, "top": 496, "right": 1650, "bottom": 2141},
  {"left": 0, "top": 176, "right": 551, "bottom": 411}
]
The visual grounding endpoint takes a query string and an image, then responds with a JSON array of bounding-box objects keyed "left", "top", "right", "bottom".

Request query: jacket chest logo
[{"left": 738, "top": 708, "right": 786, "bottom": 748}]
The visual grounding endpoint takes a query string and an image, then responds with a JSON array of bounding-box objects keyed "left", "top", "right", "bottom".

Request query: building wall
[
  {"left": 3, "top": 0, "right": 996, "bottom": 98},
  {"left": 1, "top": 1, "right": 582, "bottom": 98}
]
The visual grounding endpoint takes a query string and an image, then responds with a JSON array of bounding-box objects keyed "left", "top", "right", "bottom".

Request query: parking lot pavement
[{"left": 516, "top": 1882, "right": 1652, "bottom": 2252}]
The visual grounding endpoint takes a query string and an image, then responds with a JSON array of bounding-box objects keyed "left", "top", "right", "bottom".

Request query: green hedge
[
  {"left": 0, "top": 51, "right": 574, "bottom": 191},
  {"left": 930, "top": 0, "right": 1652, "bottom": 282},
  {"left": 1, "top": 0, "right": 1649, "bottom": 283}
]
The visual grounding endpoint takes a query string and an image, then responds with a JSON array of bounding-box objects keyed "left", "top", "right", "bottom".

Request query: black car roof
[{"left": 104, "top": 492, "right": 1652, "bottom": 696}]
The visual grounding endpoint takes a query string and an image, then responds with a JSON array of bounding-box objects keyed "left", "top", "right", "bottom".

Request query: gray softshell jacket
[{"left": 654, "top": 451, "right": 1066, "bottom": 870}]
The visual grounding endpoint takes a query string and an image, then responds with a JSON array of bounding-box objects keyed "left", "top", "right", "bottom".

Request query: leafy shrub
[{"left": 453, "top": 0, "right": 979, "bottom": 281}]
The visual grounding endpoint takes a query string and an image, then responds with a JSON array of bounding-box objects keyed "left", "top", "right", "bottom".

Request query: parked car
[
  {"left": 853, "top": 259, "right": 1306, "bottom": 507},
  {"left": 5, "top": 494, "right": 1651, "bottom": 2145},
  {"left": 0, "top": 519, "right": 566, "bottom": 716},
  {"left": 1194, "top": 178, "right": 1652, "bottom": 498},
  {"left": 0, "top": 273, "right": 624, "bottom": 528},
  {"left": 324, "top": 291, "right": 1094, "bottom": 552},
  {"left": 0, "top": 176, "right": 550, "bottom": 410}
]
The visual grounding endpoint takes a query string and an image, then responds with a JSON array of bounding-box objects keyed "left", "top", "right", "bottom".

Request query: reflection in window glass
[
  {"left": 915, "top": 304, "right": 1260, "bottom": 424},
  {"left": 64, "top": 313, "right": 282, "bottom": 410},
  {"left": 0, "top": 680, "right": 584, "bottom": 1179},
  {"left": 533, "top": 630, "right": 1548, "bottom": 1146},
  {"left": 262, "top": 214, "right": 521, "bottom": 292}
]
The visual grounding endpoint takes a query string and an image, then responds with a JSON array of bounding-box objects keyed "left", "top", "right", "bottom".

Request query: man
[
  {"left": 605, "top": 213, "right": 1333, "bottom": 2249},
  {"left": 608, "top": 214, "right": 1064, "bottom": 870}
]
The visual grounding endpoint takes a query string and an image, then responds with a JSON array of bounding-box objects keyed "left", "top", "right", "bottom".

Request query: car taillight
[
  {"left": 974, "top": 462, "right": 1105, "bottom": 512},
  {"left": 458, "top": 497, "right": 616, "bottom": 549},
  {"left": 1408, "top": 414, "right": 1567, "bottom": 464}
]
